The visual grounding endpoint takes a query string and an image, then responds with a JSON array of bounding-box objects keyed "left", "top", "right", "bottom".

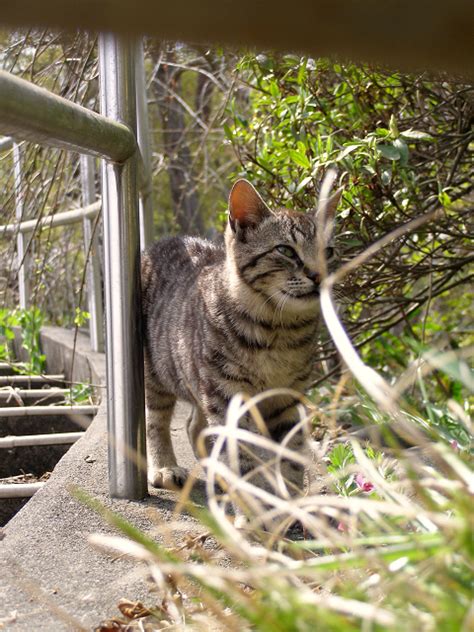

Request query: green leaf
[
  {"left": 269, "top": 81, "right": 280, "bottom": 98},
  {"left": 400, "top": 129, "right": 434, "bottom": 141},
  {"left": 393, "top": 138, "right": 409, "bottom": 165},
  {"left": 337, "top": 144, "right": 361, "bottom": 161},
  {"left": 288, "top": 149, "right": 311, "bottom": 169},
  {"left": 381, "top": 169, "right": 392, "bottom": 185},
  {"left": 378, "top": 144, "right": 401, "bottom": 160},
  {"left": 438, "top": 190, "right": 452, "bottom": 208},
  {"left": 389, "top": 114, "right": 399, "bottom": 138},
  {"left": 296, "top": 176, "right": 313, "bottom": 193},
  {"left": 296, "top": 139, "right": 308, "bottom": 154},
  {"left": 223, "top": 123, "right": 233, "bottom": 141},
  {"left": 74, "top": 308, "right": 90, "bottom": 327}
]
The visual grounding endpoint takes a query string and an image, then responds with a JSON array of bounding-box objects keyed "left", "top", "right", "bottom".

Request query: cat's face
[{"left": 225, "top": 180, "right": 339, "bottom": 317}]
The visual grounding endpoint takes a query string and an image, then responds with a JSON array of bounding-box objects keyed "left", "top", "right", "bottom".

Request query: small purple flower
[
  {"left": 450, "top": 440, "right": 459, "bottom": 452},
  {"left": 355, "top": 473, "right": 374, "bottom": 493}
]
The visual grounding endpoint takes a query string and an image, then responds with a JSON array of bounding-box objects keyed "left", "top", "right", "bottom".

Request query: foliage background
[{"left": 0, "top": 35, "right": 471, "bottom": 379}]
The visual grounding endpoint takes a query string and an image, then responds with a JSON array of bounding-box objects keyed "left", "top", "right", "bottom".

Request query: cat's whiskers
[
  {"left": 272, "top": 292, "right": 289, "bottom": 328},
  {"left": 255, "top": 288, "right": 283, "bottom": 323}
]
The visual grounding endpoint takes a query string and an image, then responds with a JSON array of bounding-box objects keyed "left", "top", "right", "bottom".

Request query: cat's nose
[{"left": 304, "top": 268, "right": 320, "bottom": 284}]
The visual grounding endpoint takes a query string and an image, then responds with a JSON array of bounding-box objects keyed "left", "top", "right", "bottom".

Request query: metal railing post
[
  {"left": 13, "top": 143, "right": 30, "bottom": 309},
  {"left": 135, "top": 39, "right": 154, "bottom": 250},
  {"left": 80, "top": 155, "right": 105, "bottom": 353},
  {"left": 0, "top": 136, "right": 13, "bottom": 153},
  {"left": 99, "top": 34, "right": 147, "bottom": 499}
]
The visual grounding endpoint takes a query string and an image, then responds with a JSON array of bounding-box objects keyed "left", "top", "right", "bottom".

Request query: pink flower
[
  {"left": 337, "top": 521, "right": 348, "bottom": 532},
  {"left": 450, "top": 440, "right": 459, "bottom": 452},
  {"left": 355, "top": 473, "right": 374, "bottom": 493}
]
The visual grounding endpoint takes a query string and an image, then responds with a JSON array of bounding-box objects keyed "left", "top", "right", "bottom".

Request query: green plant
[
  {"left": 64, "top": 382, "right": 94, "bottom": 406},
  {"left": 73, "top": 307, "right": 90, "bottom": 328},
  {"left": 226, "top": 56, "right": 473, "bottom": 379},
  {"left": 0, "top": 307, "right": 19, "bottom": 363},
  {"left": 0, "top": 307, "right": 46, "bottom": 374},
  {"left": 77, "top": 213, "right": 472, "bottom": 630},
  {"left": 17, "top": 307, "right": 46, "bottom": 374},
  {"left": 326, "top": 442, "right": 395, "bottom": 498},
  {"left": 78, "top": 368, "right": 473, "bottom": 631}
]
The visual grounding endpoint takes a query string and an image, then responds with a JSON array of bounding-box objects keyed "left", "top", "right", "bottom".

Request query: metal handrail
[
  {"left": 0, "top": 70, "right": 136, "bottom": 163},
  {"left": 80, "top": 156, "right": 105, "bottom": 353},
  {"left": 0, "top": 136, "right": 13, "bottom": 153},
  {"left": 0, "top": 39, "right": 149, "bottom": 500},
  {"left": 0, "top": 200, "right": 101, "bottom": 235}
]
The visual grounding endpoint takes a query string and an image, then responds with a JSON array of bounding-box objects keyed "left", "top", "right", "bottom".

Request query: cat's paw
[{"left": 148, "top": 466, "right": 188, "bottom": 490}]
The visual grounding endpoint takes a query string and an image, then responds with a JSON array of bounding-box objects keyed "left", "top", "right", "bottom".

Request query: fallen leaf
[
  {"left": 94, "top": 617, "right": 127, "bottom": 631},
  {"left": 0, "top": 611, "right": 17, "bottom": 628},
  {"left": 117, "top": 599, "right": 152, "bottom": 620}
]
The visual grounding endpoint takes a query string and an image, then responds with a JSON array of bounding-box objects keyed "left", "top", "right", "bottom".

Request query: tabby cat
[{"left": 142, "top": 179, "right": 340, "bottom": 498}]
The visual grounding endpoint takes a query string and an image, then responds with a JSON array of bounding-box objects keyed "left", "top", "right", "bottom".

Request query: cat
[{"left": 141, "top": 179, "right": 340, "bottom": 501}]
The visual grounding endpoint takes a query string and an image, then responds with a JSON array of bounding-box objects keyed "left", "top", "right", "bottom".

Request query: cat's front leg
[
  {"left": 146, "top": 391, "right": 187, "bottom": 490},
  {"left": 204, "top": 400, "right": 309, "bottom": 530},
  {"left": 265, "top": 406, "right": 309, "bottom": 497}
]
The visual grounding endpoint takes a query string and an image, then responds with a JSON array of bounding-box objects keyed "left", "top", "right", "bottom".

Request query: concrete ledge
[{"left": 0, "top": 327, "right": 201, "bottom": 631}]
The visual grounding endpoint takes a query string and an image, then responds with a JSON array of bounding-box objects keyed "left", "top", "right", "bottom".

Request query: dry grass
[{"left": 85, "top": 174, "right": 473, "bottom": 631}]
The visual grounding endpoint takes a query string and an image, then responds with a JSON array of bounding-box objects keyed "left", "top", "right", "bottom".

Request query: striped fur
[{"left": 142, "top": 180, "right": 339, "bottom": 495}]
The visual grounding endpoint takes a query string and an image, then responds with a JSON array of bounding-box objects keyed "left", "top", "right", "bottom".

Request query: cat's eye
[
  {"left": 276, "top": 245, "right": 298, "bottom": 259},
  {"left": 325, "top": 246, "right": 335, "bottom": 260}
]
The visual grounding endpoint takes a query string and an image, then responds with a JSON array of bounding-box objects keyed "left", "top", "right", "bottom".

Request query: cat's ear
[{"left": 228, "top": 179, "right": 271, "bottom": 232}]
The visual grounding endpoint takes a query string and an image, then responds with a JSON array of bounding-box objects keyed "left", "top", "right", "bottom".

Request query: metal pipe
[
  {"left": 0, "top": 136, "right": 13, "bottom": 152},
  {"left": 135, "top": 39, "right": 154, "bottom": 250},
  {"left": 0, "top": 70, "right": 136, "bottom": 163},
  {"left": 0, "top": 482, "right": 44, "bottom": 498},
  {"left": 80, "top": 155, "right": 105, "bottom": 352},
  {"left": 13, "top": 143, "right": 30, "bottom": 309},
  {"left": 0, "top": 375, "right": 65, "bottom": 385},
  {"left": 99, "top": 34, "right": 147, "bottom": 500},
  {"left": 0, "top": 388, "right": 70, "bottom": 399},
  {"left": 0, "top": 362, "right": 23, "bottom": 372},
  {"left": 0, "top": 405, "right": 98, "bottom": 417},
  {"left": 0, "top": 432, "right": 84, "bottom": 448},
  {"left": 0, "top": 201, "right": 101, "bottom": 236}
]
